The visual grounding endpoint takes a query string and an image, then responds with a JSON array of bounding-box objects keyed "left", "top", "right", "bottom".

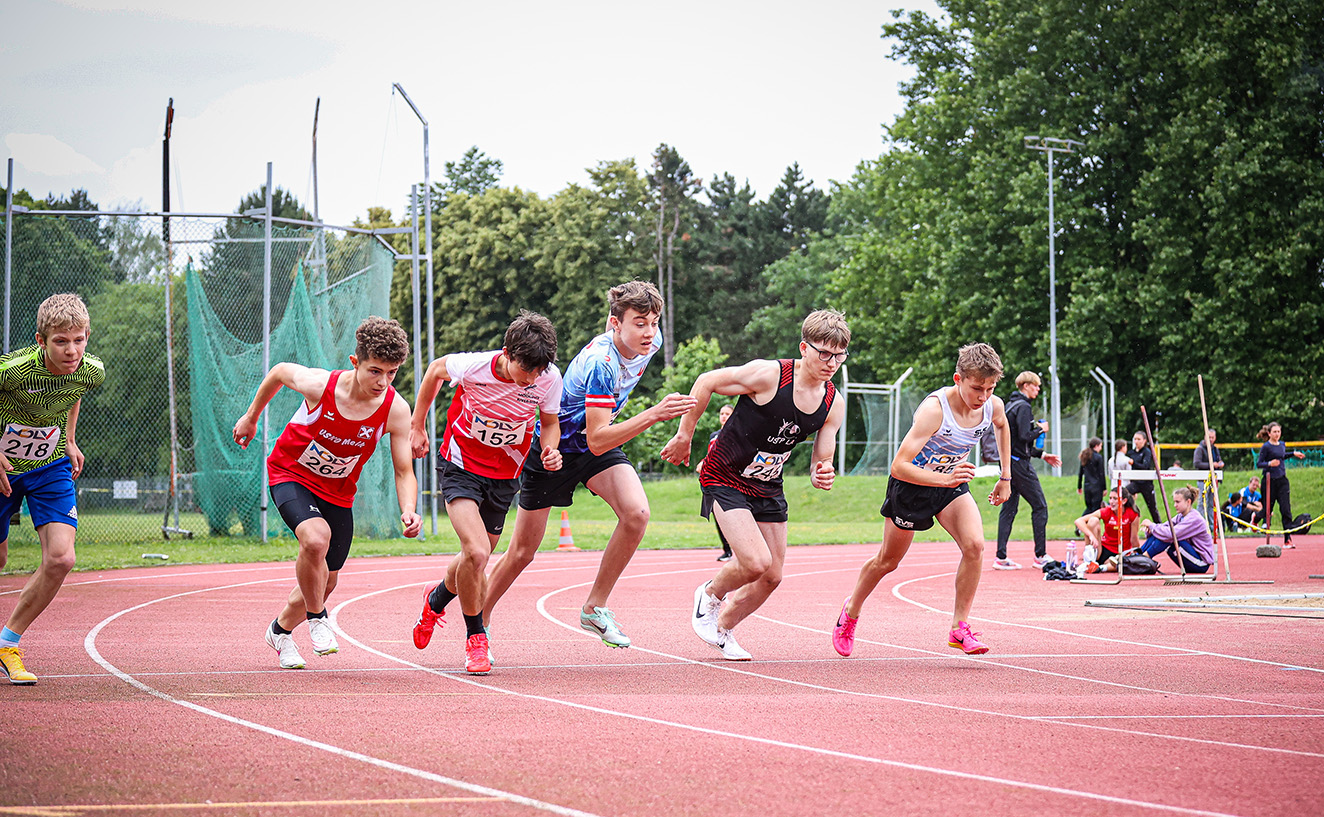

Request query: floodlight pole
[
  {"left": 4, "top": 158, "right": 13, "bottom": 353},
  {"left": 260, "top": 162, "right": 274, "bottom": 543},
  {"left": 394, "top": 82, "right": 438, "bottom": 533},
  {"left": 1024, "top": 136, "right": 1083, "bottom": 477}
]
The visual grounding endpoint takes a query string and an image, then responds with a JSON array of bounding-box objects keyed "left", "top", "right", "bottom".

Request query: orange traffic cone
[{"left": 556, "top": 510, "right": 579, "bottom": 551}]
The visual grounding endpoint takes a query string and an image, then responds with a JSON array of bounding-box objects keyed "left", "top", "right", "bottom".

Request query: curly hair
[
  {"left": 355, "top": 316, "right": 409, "bottom": 364},
  {"left": 36, "top": 293, "right": 91, "bottom": 337},
  {"left": 504, "top": 310, "right": 557, "bottom": 372}
]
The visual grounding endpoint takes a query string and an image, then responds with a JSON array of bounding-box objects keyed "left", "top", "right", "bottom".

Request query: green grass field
[{"left": 3, "top": 469, "right": 1320, "bottom": 574}]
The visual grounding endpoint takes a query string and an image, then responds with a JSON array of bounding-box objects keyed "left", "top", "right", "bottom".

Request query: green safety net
[{"left": 186, "top": 222, "right": 403, "bottom": 539}]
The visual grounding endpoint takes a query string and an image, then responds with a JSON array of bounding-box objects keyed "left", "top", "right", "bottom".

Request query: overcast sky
[{"left": 2, "top": 0, "right": 943, "bottom": 226}]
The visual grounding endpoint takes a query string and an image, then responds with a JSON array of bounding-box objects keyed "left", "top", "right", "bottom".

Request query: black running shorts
[
  {"left": 518, "top": 439, "right": 632, "bottom": 511},
  {"left": 879, "top": 477, "right": 970, "bottom": 532},
  {"left": 702, "top": 483, "right": 789, "bottom": 524},
  {"left": 439, "top": 459, "right": 518, "bottom": 535},
  {"left": 270, "top": 481, "right": 355, "bottom": 571}
]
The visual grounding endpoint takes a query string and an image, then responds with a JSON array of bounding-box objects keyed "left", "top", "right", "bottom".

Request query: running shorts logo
[
  {"left": 893, "top": 516, "right": 914, "bottom": 529},
  {"left": 67, "top": 506, "right": 79, "bottom": 520}
]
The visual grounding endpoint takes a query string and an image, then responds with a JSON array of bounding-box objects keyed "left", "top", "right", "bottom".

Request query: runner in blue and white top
[
  {"left": 555, "top": 326, "right": 661, "bottom": 453},
  {"left": 482, "top": 281, "right": 697, "bottom": 650},
  {"left": 834, "top": 342, "right": 1012, "bottom": 660}
]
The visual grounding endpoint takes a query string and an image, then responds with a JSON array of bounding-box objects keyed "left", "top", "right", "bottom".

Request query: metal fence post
[{"left": 260, "top": 163, "right": 273, "bottom": 543}]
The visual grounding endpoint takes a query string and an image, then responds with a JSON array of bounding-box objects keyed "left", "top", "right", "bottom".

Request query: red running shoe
[
  {"left": 948, "top": 621, "right": 990, "bottom": 655},
  {"left": 413, "top": 583, "right": 445, "bottom": 650},
  {"left": 465, "top": 633, "right": 492, "bottom": 675}
]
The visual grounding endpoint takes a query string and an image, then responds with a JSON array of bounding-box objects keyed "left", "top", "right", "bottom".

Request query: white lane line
[
  {"left": 888, "top": 571, "right": 1324, "bottom": 676},
  {"left": 332, "top": 582, "right": 1251, "bottom": 817},
  {"left": 82, "top": 574, "right": 606, "bottom": 817}
]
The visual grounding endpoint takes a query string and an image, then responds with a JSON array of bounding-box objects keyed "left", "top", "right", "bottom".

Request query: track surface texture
[{"left": 3, "top": 535, "right": 1321, "bottom": 817}]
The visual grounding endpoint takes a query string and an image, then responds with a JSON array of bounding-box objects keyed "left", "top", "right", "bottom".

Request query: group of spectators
[{"left": 984, "top": 376, "right": 1310, "bottom": 573}]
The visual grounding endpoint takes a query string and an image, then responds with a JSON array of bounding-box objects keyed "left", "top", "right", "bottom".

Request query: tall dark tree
[
  {"left": 431, "top": 146, "right": 504, "bottom": 212},
  {"left": 648, "top": 144, "right": 702, "bottom": 367}
]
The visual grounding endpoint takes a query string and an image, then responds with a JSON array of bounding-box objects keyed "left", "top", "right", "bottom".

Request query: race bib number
[
  {"left": 298, "top": 440, "right": 360, "bottom": 479},
  {"left": 741, "top": 450, "right": 790, "bottom": 482},
  {"left": 1, "top": 423, "right": 61, "bottom": 461},
  {"left": 471, "top": 411, "right": 526, "bottom": 448},
  {"left": 924, "top": 453, "right": 967, "bottom": 474}
]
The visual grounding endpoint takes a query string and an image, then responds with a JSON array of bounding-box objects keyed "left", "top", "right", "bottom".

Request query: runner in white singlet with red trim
[
  {"left": 408, "top": 311, "right": 562, "bottom": 675},
  {"left": 233, "top": 317, "right": 420, "bottom": 670}
]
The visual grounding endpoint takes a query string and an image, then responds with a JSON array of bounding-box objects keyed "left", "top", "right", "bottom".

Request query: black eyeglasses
[{"left": 804, "top": 340, "right": 849, "bottom": 363}]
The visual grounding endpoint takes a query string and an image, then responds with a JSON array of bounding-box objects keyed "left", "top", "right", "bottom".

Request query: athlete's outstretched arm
[
  {"left": 583, "top": 394, "right": 697, "bottom": 456},
  {"left": 385, "top": 397, "right": 422, "bottom": 538},
  {"left": 232, "top": 363, "right": 330, "bottom": 449},
  {"left": 409, "top": 355, "right": 452, "bottom": 457},
  {"left": 987, "top": 396, "right": 1012, "bottom": 505},
  {"left": 658, "top": 360, "right": 778, "bottom": 466},
  {"left": 808, "top": 394, "right": 847, "bottom": 491}
]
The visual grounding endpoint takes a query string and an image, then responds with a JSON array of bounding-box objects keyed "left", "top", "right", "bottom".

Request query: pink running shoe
[
  {"left": 413, "top": 583, "right": 446, "bottom": 650},
  {"left": 832, "top": 598, "right": 858, "bottom": 657},
  {"left": 948, "top": 621, "right": 989, "bottom": 655},
  {"left": 465, "top": 633, "right": 492, "bottom": 675}
]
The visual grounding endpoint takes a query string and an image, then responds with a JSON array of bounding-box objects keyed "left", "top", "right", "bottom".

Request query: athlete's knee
[
  {"left": 957, "top": 538, "right": 984, "bottom": 560},
  {"left": 44, "top": 547, "right": 76, "bottom": 577},
  {"left": 297, "top": 530, "right": 332, "bottom": 558},
  {"left": 618, "top": 503, "right": 650, "bottom": 537}
]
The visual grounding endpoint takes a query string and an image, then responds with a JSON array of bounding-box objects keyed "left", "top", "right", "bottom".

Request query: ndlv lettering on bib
[
  {"left": 471, "top": 411, "right": 525, "bottom": 448},
  {"left": 925, "top": 453, "right": 967, "bottom": 474},
  {"left": 741, "top": 450, "right": 791, "bottom": 482},
  {"left": 298, "top": 440, "right": 361, "bottom": 479},
  {"left": 1, "top": 423, "right": 61, "bottom": 461}
]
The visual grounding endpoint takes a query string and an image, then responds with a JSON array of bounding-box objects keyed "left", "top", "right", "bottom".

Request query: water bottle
[
  {"left": 1035, "top": 419, "right": 1046, "bottom": 451},
  {"left": 1065, "top": 541, "right": 1077, "bottom": 570}
]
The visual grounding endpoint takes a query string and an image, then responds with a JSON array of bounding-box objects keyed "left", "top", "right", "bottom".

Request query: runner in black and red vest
[
  {"left": 661, "top": 309, "right": 848, "bottom": 661},
  {"left": 233, "top": 317, "right": 420, "bottom": 670}
]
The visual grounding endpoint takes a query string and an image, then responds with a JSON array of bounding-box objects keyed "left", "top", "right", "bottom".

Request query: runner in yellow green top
[{"left": 0, "top": 293, "right": 105, "bottom": 685}]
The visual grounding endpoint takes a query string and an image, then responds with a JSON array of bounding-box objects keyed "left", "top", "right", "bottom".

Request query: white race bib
[
  {"left": 924, "top": 453, "right": 967, "bottom": 474},
  {"left": 471, "top": 411, "right": 526, "bottom": 448},
  {"left": 298, "top": 440, "right": 361, "bottom": 479},
  {"left": 741, "top": 450, "right": 791, "bottom": 482},
  {"left": 1, "top": 423, "right": 61, "bottom": 461}
]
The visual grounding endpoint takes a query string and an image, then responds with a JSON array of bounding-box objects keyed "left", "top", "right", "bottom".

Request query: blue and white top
[
  {"left": 553, "top": 329, "right": 662, "bottom": 453},
  {"left": 911, "top": 387, "right": 995, "bottom": 474}
]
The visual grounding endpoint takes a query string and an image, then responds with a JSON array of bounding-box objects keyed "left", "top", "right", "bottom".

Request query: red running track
[{"left": 2, "top": 536, "right": 1322, "bottom": 816}]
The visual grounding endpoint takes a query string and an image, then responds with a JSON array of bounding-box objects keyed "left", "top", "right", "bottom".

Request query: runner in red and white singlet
[
  {"left": 266, "top": 369, "right": 394, "bottom": 506},
  {"left": 233, "top": 317, "right": 419, "bottom": 671},
  {"left": 408, "top": 311, "right": 562, "bottom": 675}
]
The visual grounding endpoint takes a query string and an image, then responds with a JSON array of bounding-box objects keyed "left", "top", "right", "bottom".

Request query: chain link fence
[{"left": 0, "top": 208, "right": 417, "bottom": 546}]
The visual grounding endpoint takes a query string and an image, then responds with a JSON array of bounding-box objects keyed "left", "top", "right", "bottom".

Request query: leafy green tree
[
  {"left": 827, "top": 0, "right": 1323, "bottom": 444},
  {"left": 648, "top": 144, "right": 703, "bottom": 367},
  {"left": 200, "top": 185, "right": 311, "bottom": 343},
  {"left": 431, "top": 146, "right": 504, "bottom": 212}
]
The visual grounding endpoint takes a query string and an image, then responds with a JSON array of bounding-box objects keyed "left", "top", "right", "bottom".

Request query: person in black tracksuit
[
  {"left": 1125, "top": 431, "right": 1160, "bottom": 521},
  {"left": 1077, "top": 437, "right": 1105, "bottom": 514},
  {"left": 995, "top": 372, "right": 1062, "bottom": 568},
  {"left": 1257, "top": 421, "right": 1305, "bottom": 546}
]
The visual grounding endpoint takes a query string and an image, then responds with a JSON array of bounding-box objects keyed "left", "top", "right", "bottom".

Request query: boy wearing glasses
[{"left": 661, "top": 310, "right": 847, "bottom": 660}]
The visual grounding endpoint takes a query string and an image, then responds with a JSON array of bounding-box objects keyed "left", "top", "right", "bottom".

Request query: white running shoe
[
  {"left": 692, "top": 581, "right": 722, "bottom": 646},
  {"left": 992, "top": 558, "right": 1022, "bottom": 570},
  {"left": 715, "top": 627, "right": 752, "bottom": 661},
  {"left": 307, "top": 616, "right": 339, "bottom": 656},
  {"left": 264, "top": 622, "right": 306, "bottom": 669}
]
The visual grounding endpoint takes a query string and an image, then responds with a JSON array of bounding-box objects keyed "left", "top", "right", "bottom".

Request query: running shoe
[
  {"left": 1033, "top": 555, "right": 1052, "bottom": 569},
  {"left": 992, "top": 558, "right": 1022, "bottom": 570},
  {"left": 307, "top": 616, "right": 339, "bottom": 656},
  {"left": 948, "top": 621, "right": 990, "bottom": 655},
  {"left": 580, "top": 607, "right": 631, "bottom": 648},
  {"left": 464, "top": 633, "right": 491, "bottom": 675},
  {"left": 715, "top": 627, "right": 752, "bottom": 661},
  {"left": 413, "top": 583, "right": 446, "bottom": 650},
  {"left": 692, "top": 581, "right": 723, "bottom": 646},
  {"left": 717, "top": 551, "right": 732, "bottom": 562},
  {"left": 264, "top": 622, "right": 306, "bottom": 669},
  {"left": 832, "top": 598, "right": 858, "bottom": 657},
  {"left": 0, "top": 645, "right": 37, "bottom": 685}
]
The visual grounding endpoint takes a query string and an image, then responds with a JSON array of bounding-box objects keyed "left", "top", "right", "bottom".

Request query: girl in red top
[
  {"left": 1073, "top": 485, "right": 1141, "bottom": 571},
  {"left": 233, "top": 317, "right": 420, "bottom": 670}
]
